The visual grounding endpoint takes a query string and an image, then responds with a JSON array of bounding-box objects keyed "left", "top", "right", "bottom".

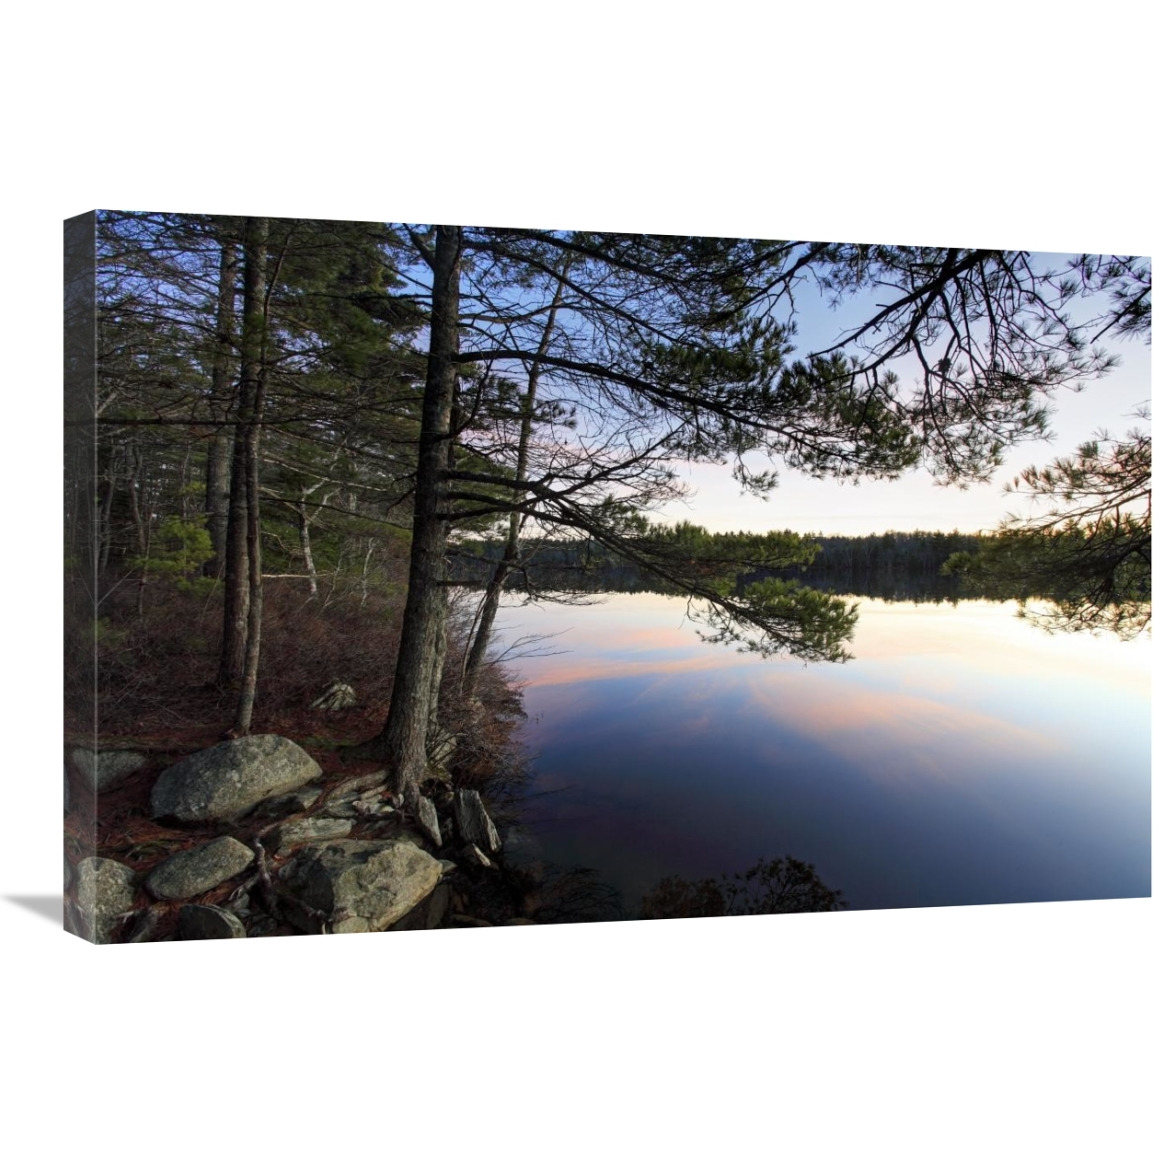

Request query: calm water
[{"left": 492, "top": 592, "right": 1151, "bottom": 914}]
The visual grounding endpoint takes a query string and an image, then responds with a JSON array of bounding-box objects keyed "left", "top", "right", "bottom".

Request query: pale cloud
[
  {"left": 738, "top": 677, "right": 1064, "bottom": 788},
  {"left": 525, "top": 649, "right": 736, "bottom": 689}
]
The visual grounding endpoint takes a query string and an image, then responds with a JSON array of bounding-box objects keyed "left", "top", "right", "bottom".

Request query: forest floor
[{"left": 64, "top": 571, "right": 534, "bottom": 934}]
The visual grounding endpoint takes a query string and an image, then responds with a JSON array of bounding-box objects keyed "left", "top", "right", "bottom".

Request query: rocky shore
[{"left": 64, "top": 734, "right": 528, "bottom": 944}]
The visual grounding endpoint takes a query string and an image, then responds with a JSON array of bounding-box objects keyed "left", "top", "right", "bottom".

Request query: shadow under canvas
[{"left": 6, "top": 895, "right": 63, "bottom": 925}]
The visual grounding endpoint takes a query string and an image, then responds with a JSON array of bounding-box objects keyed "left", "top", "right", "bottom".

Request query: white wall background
[{"left": 2, "top": 5, "right": 1149, "bottom": 1152}]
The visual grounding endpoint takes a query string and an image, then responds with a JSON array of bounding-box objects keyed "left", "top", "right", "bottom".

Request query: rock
[
  {"left": 389, "top": 882, "right": 450, "bottom": 931},
  {"left": 450, "top": 914, "right": 493, "bottom": 928},
  {"left": 326, "top": 770, "right": 388, "bottom": 800},
  {"left": 75, "top": 857, "right": 138, "bottom": 944},
  {"left": 453, "top": 790, "right": 501, "bottom": 855},
  {"left": 415, "top": 794, "right": 442, "bottom": 848},
  {"left": 244, "top": 912, "right": 284, "bottom": 938},
  {"left": 251, "top": 786, "right": 323, "bottom": 821},
  {"left": 178, "top": 905, "right": 246, "bottom": 940},
  {"left": 359, "top": 817, "right": 402, "bottom": 839},
  {"left": 277, "top": 839, "right": 443, "bottom": 934},
  {"left": 150, "top": 735, "right": 323, "bottom": 823},
  {"left": 125, "top": 907, "right": 164, "bottom": 944},
  {"left": 325, "top": 786, "right": 393, "bottom": 819},
  {"left": 69, "top": 747, "right": 146, "bottom": 792},
  {"left": 436, "top": 859, "right": 458, "bottom": 875},
  {"left": 224, "top": 892, "right": 251, "bottom": 916},
  {"left": 392, "top": 829, "right": 429, "bottom": 849},
  {"left": 63, "top": 898, "right": 84, "bottom": 937},
  {"left": 310, "top": 681, "right": 356, "bottom": 711},
  {"left": 64, "top": 855, "right": 72, "bottom": 891},
  {"left": 460, "top": 843, "right": 495, "bottom": 870},
  {"left": 64, "top": 765, "right": 69, "bottom": 812},
  {"left": 145, "top": 836, "right": 255, "bottom": 900},
  {"left": 268, "top": 817, "right": 354, "bottom": 853}
]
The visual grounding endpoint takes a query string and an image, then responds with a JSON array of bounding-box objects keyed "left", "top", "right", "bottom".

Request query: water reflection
[
  {"left": 497, "top": 593, "right": 1150, "bottom": 914},
  {"left": 640, "top": 856, "right": 847, "bottom": 919}
]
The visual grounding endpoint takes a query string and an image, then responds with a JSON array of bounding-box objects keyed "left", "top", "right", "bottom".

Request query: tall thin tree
[
  {"left": 361, "top": 225, "right": 461, "bottom": 797},
  {"left": 219, "top": 218, "right": 269, "bottom": 724},
  {"left": 204, "top": 233, "right": 238, "bottom": 578},
  {"left": 461, "top": 256, "right": 570, "bottom": 699}
]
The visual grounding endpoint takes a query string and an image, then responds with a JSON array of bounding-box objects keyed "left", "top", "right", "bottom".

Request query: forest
[
  {"left": 65, "top": 216, "right": 1151, "bottom": 811},
  {"left": 456, "top": 527, "right": 986, "bottom": 600}
]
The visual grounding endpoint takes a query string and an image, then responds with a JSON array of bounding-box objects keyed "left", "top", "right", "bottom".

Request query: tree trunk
[
  {"left": 97, "top": 469, "right": 115, "bottom": 575},
  {"left": 426, "top": 586, "right": 450, "bottom": 735},
  {"left": 232, "top": 218, "right": 269, "bottom": 733},
  {"left": 128, "top": 444, "right": 149, "bottom": 618},
  {"left": 233, "top": 424, "right": 265, "bottom": 733},
  {"left": 299, "top": 501, "right": 319, "bottom": 598},
  {"left": 359, "top": 537, "right": 376, "bottom": 607},
  {"left": 366, "top": 225, "right": 462, "bottom": 798},
  {"left": 204, "top": 240, "right": 237, "bottom": 579},
  {"left": 461, "top": 262, "right": 567, "bottom": 698},
  {"left": 218, "top": 424, "right": 250, "bottom": 687},
  {"left": 218, "top": 223, "right": 265, "bottom": 692}
]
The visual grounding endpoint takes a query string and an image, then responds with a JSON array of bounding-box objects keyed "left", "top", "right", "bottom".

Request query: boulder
[
  {"left": 392, "top": 829, "right": 430, "bottom": 849},
  {"left": 277, "top": 839, "right": 443, "bottom": 934},
  {"left": 415, "top": 794, "right": 442, "bottom": 848},
  {"left": 453, "top": 790, "right": 501, "bottom": 855},
  {"left": 178, "top": 905, "right": 246, "bottom": 940},
  {"left": 126, "top": 907, "right": 164, "bottom": 944},
  {"left": 389, "top": 882, "right": 450, "bottom": 932},
  {"left": 145, "top": 836, "right": 255, "bottom": 900},
  {"left": 325, "top": 785, "right": 393, "bottom": 819},
  {"left": 326, "top": 770, "right": 388, "bottom": 800},
  {"left": 460, "top": 843, "right": 495, "bottom": 870},
  {"left": 75, "top": 857, "right": 138, "bottom": 944},
  {"left": 267, "top": 817, "right": 354, "bottom": 853},
  {"left": 150, "top": 735, "right": 323, "bottom": 823},
  {"left": 70, "top": 747, "right": 146, "bottom": 792},
  {"left": 251, "top": 786, "right": 323, "bottom": 822}
]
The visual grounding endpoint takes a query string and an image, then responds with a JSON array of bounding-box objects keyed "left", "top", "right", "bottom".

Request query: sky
[
  {"left": 658, "top": 255, "right": 1151, "bottom": 537},
  {"left": 445, "top": 236, "right": 1149, "bottom": 542}
]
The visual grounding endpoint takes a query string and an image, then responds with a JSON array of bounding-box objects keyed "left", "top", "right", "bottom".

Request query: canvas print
[{"left": 63, "top": 214, "right": 1151, "bottom": 943}]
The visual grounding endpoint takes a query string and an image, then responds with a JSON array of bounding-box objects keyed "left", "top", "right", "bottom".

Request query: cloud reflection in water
[{"left": 496, "top": 593, "right": 1150, "bottom": 913}]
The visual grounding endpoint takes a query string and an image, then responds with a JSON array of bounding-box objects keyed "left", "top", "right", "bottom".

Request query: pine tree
[{"left": 370, "top": 230, "right": 1150, "bottom": 797}]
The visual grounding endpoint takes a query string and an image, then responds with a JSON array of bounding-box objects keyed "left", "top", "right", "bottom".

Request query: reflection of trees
[
  {"left": 519, "top": 864, "right": 626, "bottom": 924},
  {"left": 456, "top": 532, "right": 859, "bottom": 664},
  {"left": 775, "top": 571, "right": 961, "bottom": 604},
  {"left": 639, "top": 857, "right": 847, "bottom": 919},
  {"left": 944, "top": 422, "right": 1151, "bottom": 639},
  {"left": 453, "top": 535, "right": 982, "bottom": 606}
]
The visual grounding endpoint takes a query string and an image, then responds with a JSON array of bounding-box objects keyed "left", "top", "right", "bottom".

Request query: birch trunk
[{"left": 299, "top": 501, "right": 319, "bottom": 598}]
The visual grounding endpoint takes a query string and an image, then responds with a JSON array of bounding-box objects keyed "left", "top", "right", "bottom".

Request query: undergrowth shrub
[
  {"left": 67, "top": 568, "right": 410, "bottom": 738},
  {"left": 65, "top": 558, "right": 527, "bottom": 771}
]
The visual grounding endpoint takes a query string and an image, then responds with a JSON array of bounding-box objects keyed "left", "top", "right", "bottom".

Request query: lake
[{"left": 489, "top": 591, "right": 1151, "bottom": 915}]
